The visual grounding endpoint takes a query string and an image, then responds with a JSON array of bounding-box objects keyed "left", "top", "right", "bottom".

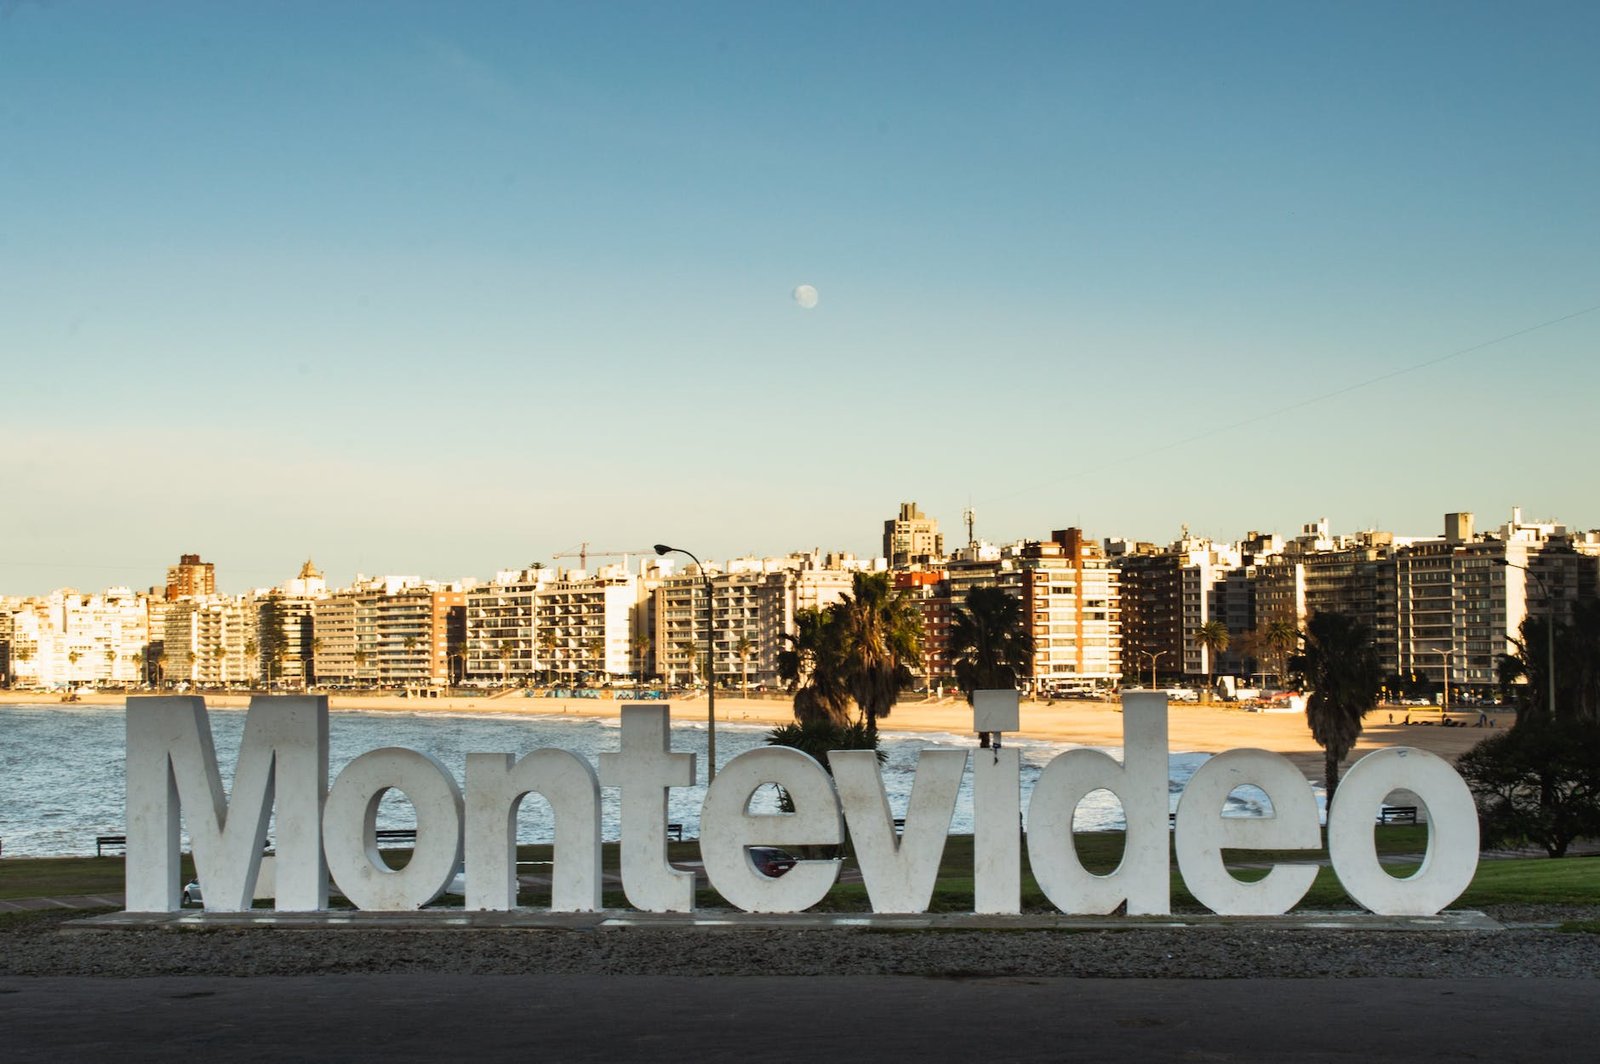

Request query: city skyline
[
  {"left": 5, "top": 3, "right": 1598, "bottom": 595},
  {"left": 0, "top": 501, "right": 1586, "bottom": 598}
]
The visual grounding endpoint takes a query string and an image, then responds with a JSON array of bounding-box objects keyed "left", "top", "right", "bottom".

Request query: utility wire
[{"left": 982, "top": 300, "right": 1600, "bottom": 507}]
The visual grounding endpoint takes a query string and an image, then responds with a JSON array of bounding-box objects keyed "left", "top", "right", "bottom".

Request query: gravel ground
[{"left": 3, "top": 906, "right": 1597, "bottom": 980}]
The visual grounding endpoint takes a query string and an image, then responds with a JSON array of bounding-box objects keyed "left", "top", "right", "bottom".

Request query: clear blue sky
[{"left": 4, "top": 1, "right": 1597, "bottom": 594}]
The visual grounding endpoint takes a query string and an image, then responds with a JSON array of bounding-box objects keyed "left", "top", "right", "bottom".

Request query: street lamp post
[
  {"left": 655, "top": 544, "right": 716, "bottom": 783},
  {"left": 1497, "top": 558, "right": 1557, "bottom": 719},
  {"left": 1137, "top": 649, "right": 1168, "bottom": 692},
  {"left": 1436, "top": 645, "right": 1451, "bottom": 719}
]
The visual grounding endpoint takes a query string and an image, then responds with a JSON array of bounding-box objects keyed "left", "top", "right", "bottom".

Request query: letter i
[{"left": 973, "top": 746, "right": 1021, "bottom": 914}]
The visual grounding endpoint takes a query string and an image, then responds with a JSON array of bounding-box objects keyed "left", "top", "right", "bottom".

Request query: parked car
[
  {"left": 182, "top": 880, "right": 202, "bottom": 906},
  {"left": 748, "top": 847, "right": 795, "bottom": 878}
]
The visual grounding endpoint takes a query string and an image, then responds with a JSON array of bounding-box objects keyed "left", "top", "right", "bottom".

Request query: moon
[{"left": 792, "top": 284, "right": 819, "bottom": 310}]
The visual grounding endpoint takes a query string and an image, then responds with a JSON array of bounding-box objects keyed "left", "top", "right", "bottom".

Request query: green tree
[
  {"left": 1462, "top": 601, "right": 1600, "bottom": 855},
  {"left": 1262, "top": 618, "right": 1300, "bottom": 685},
  {"left": 766, "top": 718, "right": 883, "bottom": 821},
  {"left": 1196, "top": 620, "right": 1230, "bottom": 699},
  {"left": 1458, "top": 719, "right": 1600, "bottom": 857},
  {"left": 1498, "top": 601, "right": 1600, "bottom": 725},
  {"left": 1288, "top": 611, "right": 1381, "bottom": 807},
  {"left": 837, "top": 571, "right": 923, "bottom": 742},
  {"left": 948, "top": 586, "right": 1033, "bottom": 732},
  {"left": 777, "top": 607, "right": 851, "bottom": 726},
  {"left": 634, "top": 632, "right": 653, "bottom": 687}
]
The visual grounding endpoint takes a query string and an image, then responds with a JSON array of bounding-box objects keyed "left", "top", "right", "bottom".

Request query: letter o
[
  {"left": 324, "top": 748, "right": 464, "bottom": 911},
  {"left": 1327, "top": 748, "right": 1479, "bottom": 916}
]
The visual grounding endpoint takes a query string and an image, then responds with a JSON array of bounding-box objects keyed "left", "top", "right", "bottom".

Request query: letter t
[{"left": 598, "top": 705, "right": 697, "bottom": 912}]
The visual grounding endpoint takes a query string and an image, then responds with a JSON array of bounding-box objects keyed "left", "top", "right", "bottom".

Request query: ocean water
[{"left": 0, "top": 703, "right": 1264, "bottom": 858}]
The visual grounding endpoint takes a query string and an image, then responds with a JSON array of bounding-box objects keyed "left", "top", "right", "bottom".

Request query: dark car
[{"left": 748, "top": 847, "right": 796, "bottom": 877}]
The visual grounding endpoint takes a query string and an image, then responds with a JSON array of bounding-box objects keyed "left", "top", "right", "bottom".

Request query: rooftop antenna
[{"left": 963, "top": 505, "right": 977, "bottom": 548}]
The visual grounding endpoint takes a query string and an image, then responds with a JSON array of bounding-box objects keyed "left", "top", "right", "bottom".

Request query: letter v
[{"left": 828, "top": 748, "right": 966, "bottom": 913}]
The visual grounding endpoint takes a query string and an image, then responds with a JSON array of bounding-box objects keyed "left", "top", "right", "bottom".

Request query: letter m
[{"left": 125, "top": 695, "right": 328, "bottom": 912}]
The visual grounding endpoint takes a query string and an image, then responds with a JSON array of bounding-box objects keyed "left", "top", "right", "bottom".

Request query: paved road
[{"left": 2, "top": 974, "right": 1594, "bottom": 1063}]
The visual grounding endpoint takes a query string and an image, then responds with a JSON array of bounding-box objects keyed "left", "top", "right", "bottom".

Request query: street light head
[{"left": 653, "top": 544, "right": 673, "bottom": 556}]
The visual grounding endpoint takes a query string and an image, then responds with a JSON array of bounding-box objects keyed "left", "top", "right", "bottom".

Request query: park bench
[
  {"left": 96, "top": 834, "right": 127, "bottom": 857},
  {"left": 1379, "top": 806, "right": 1418, "bottom": 825},
  {"left": 374, "top": 828, "right": 418, "bottom": 846}
]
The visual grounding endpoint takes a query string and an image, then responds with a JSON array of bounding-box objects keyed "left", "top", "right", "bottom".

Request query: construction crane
[{"left": 552, "top": 543, "right": 653, "bottom": 571}]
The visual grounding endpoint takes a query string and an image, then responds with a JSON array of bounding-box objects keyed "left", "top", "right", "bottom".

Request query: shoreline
[{"left": 0, "top": 688, "right": 1505, "bottom": 777}]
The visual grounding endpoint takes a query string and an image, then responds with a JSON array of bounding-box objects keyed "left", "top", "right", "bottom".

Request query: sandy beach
[{"left": 1, "top": 688, "right": 1505, "bottom": 779}]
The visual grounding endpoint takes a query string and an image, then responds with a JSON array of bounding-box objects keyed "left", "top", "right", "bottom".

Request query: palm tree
[
  {"left": 778, "top": 607, "right": 851, "bottom": 726},
  {"left": 104, "top": 649, "right": 117, "bottom": 687},
  {"left": 244, "top": 638, "right": 259, "bottom": 687},
  {"left": 537, "top": 631, "right": 558, "bottom": 685},
  {"left": 1262, "top": 618, "right": 1299, "bottom": 685},
  {"left": 634, "top": 632, "right": 653, "bottom": 688},
  {"left": 735, "top": 635, "right": 755, "bottom": 697},
  {"left": 1196, "top": 620, "right": 1230, "bottom": 699},
  {"left": 675, "top": 640, "right": 700, "bottom": 686},
  {"left": 948, "top": 586, "right": 1033, "bottom": 703},
  {"left": 309, "top": 637, "right": 324, "bottom": 688},
  {"left": 837, "top": 571, "right": 923, "bottom": 742},
  {"left": 585, "top": 636, "right": 606, "bottom": 684},
  {"left": 67, "top": 650, "right": 82, "bottom": 684},
  {"left": 497, "top": 640, "right": 515, "bottom": 689},
  {"left": 1288, "top": 611, "right": 1381, "bottom": 807}
]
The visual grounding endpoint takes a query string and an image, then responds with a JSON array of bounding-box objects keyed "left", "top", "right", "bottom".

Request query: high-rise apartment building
[
  {"left": 165, "top": 553, "right": 215, "bottom": 601},
  {"left": 884, "top": 502, "right": 944, "bottom": 568},
  {"left": 654, "top": 554, "right": 856, "bottom": 688},
  {"left": 465, "top": 567, "right": 552, "bottom": 685},
  {"left": 162, "top": 596, "right": 255, "bottom": 687},
  {"left": 313, "top": 576, "right": 463, "bottom": 687},
  {"left": 255, "top": 560, "right": 327, "bottom": 688}
]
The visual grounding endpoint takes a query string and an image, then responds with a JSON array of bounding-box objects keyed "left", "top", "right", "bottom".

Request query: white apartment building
[
  {"left": 4, "top": 588, "right": 150, "bottom": 688},
  {"left": 312, "top": 575, "right": 458, "bottom": 687},
  {"left": 465, "top": 567, "right": 556, "bottom": 684},
  {"left": 537, "top": 567, "right": 642, "bottom": 684},
  {"left": 1176, "top": 539, "right": 1241, "bottom": 681},
  {"left": 654, "top": 554, "right": 857, "bottom": 689},
  {"left": 1381, "top": 509, "right": 1590, "bottom": 694},
  {"left": 944, "top": 532, "right": 1123, "bottom": 692},
  {"left": 162, "top": 596, "right": 256, "bottom": 687}
]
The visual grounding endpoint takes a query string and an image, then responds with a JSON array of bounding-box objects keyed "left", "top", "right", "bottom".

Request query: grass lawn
[{"left": 5, "top": 828, "right": 1595, "bottom": 913}]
